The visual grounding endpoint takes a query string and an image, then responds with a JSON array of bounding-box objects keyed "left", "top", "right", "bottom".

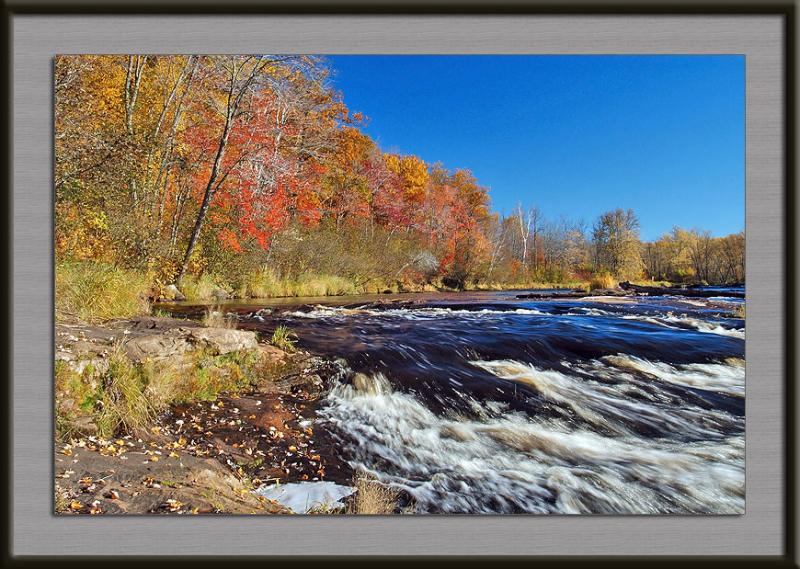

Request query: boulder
[
  {"left": 57, "top": 318, "right": 263, "bottom": 366},
  {"left": 211, "top": 288, "right": 229, "bottom": 301},
  {"left": 163, "top": 284, "right": 186, "bottom": 301},
  {"left": 187, "top": 327, "right": 259, "bottom": 354},
  {"left": 123, "top": 330, "right": 194, "bottom": 362}
]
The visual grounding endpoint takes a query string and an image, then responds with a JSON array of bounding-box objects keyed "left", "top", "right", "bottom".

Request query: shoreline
[{"left": 54, "top": 315, "right": 359, "bottom": 515}]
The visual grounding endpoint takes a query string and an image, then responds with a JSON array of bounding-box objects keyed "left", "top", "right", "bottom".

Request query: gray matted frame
[{"left": 11, "top": 13, "right": 785, "bottom": 557}]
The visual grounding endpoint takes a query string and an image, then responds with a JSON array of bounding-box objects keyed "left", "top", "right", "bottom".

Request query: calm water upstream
[{"left": 174, "top": 287, "right": 745, "bottom": 514}]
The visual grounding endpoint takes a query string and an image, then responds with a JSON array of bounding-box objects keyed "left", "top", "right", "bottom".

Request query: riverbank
[
  {"left": 56, "top": 260, "right": 602, "bottom": 322},
  {"left": 54, "top": 314, "right": 398, "bottom": 514}
]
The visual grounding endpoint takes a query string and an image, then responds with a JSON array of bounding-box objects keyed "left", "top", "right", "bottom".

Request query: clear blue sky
[{"left": 325, "top": 55, "right": 744, "bottom": 241}]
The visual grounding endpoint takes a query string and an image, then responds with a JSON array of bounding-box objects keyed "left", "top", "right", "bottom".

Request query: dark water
[{"left": 177, "top": 288, "right": 746, "bottom": 514}]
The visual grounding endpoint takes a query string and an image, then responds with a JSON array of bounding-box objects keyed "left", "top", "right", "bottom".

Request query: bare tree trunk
[
  {"left": 123, "top": 55, "right": 147, "bottom": 207},
  {"left": 516, "top": 203, "right": 531, "bottom": 270}
]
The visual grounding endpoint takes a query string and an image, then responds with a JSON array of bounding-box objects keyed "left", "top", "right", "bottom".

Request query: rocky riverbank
[{"left": 54, "top": 315, "right": 352, "bottom": 515}]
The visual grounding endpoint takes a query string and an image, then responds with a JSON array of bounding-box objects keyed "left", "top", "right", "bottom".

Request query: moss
[{"left": 55, "top": 359, "right": 102, "bottom": 439}]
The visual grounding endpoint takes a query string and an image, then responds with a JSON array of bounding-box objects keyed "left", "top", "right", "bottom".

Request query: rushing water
[{"left": 191, "top": 288, "right": 746, "bottom": 514}]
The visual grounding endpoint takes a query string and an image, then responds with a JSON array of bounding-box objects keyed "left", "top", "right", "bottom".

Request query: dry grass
[
  {"left": 202, "top": 306, "right": 237, "bottom": 329},
  {"left": 468, "top": 281, "right": 591, "bottom": 292},
  {"left": 345, "top": 476, "right": 400, "bottom": 515},
  {"left": 240, "top": 268, "right": 359, "bottom": 299},
  {"left": 56, "top": 262, "right": 150, "bottom": 322},
  {"left": 180, "top": 274, "right": 221, "bottom": 301}
]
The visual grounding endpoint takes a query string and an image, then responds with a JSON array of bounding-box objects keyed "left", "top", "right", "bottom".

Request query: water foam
[
  {"left": 286, "top": 305, "right": 546, "bottom": 320},
  {"left": 600, "top": 354, "right": 744, "bottom": 397},
  {"left": 320, "top": 369, "right": 744, "bottom": 514},
  {"left": 621, "top": 314, "right": 745, "bottom": 339}
]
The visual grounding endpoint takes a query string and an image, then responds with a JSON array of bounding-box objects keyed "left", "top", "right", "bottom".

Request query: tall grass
[
  {"left": 270, "top": 325, "right": 298, "bottom": 352},
  {"left": 180, "top": 273, "right": 221, "bottom": 301},
  {"left": 240, "top": 268, "right": 358, "bottom": 299},
  {"left": 56, "top": 262, "right": 150, "bottom": 322},
  {"left": 95, "top": 346, "right": 156, "bottom": 437},
  {"left": 345, "top": 476, "right": 400, "bottom": 515},
  {"left": 467, "top": 281, "right": 591, "bottom": 292}
]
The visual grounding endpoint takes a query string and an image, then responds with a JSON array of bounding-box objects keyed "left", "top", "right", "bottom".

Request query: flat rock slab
[
  {"left": 55, "top": 441, "right": 289, "bottom": 515},
  {"left": 56, "top": 316, "right": 264, "bottom": 367}
]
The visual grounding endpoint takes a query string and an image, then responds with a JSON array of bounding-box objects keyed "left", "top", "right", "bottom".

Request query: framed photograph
[{"left": 6, "top": 0, "right": 795, "bottom": 563}]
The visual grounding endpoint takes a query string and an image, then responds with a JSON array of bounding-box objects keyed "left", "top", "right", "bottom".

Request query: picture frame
[{"left": 4, "top": 0, "right": 796, "bottom": 563}]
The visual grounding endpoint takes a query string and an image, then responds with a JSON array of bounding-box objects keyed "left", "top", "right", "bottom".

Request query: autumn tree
[
  {"left": 176, "top": 57, "right": 263, "bottom": 278},
  {"left": 54, "top": 54, "right": 742, "bottom": 294}
]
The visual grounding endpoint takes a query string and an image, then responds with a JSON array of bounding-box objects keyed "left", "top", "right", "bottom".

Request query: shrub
[
  {"left": 589, "top": 272, "right": 617, "bottom": 291},
  {"left": 56, "top": 262, "right": 150, "bottom": 322}
]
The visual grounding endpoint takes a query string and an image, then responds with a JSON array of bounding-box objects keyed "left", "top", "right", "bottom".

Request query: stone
[
  {"left": 258, "top": 344, "right": 287, "bottom": 364},
  {"left": 163, "top": 284, "right": 186, "bottom": 301},
  {"left": 211, "top": 288, "right": 229, "bottom": 300},
  {"left": 187, "top": 327, "right": 259, "bottom": 354},
  {"left": 123, "top": 331, "right": 193, "bottom": 362}
]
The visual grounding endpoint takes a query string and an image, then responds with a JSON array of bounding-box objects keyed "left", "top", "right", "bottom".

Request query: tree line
[{"left": 55, "top": 55, "right": 744, "bottom": 294}]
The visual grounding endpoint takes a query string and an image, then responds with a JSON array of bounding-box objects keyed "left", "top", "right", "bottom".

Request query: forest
[{"left": 55, "top": 55, "right": 745, "bottom": 312}]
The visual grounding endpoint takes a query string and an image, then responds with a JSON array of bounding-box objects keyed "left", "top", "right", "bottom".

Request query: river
[{"left": 171, "top": 287, "right": 745, "bottom": 514}]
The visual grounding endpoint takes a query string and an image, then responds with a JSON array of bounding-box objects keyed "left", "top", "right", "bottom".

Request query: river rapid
[{"left": 180, "top": 287, "right": 746, "bottom": 514}]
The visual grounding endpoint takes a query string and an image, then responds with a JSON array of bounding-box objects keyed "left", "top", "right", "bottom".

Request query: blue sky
[{"left": 325, "top": 55, "right": 744, "bottom": 241}]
